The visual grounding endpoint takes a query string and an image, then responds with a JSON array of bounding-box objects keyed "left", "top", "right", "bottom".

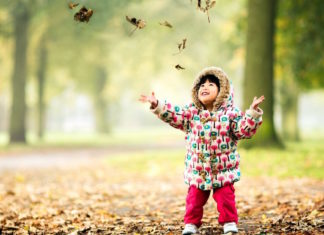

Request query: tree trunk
[
  {"left": 93, "top": 67, "right": 109, "bottom": 133},
  {"left": 243, "top": 0, "right": 281, "bottom": 147},
  {"left": 37, "top": 34, "right": 48, "bottom": 139},
  {"left": 281, "top": 77, "right": 300, "bottom": 141},
  {"left": 9, "top": 5, "right": 30, "bottom": 143}
]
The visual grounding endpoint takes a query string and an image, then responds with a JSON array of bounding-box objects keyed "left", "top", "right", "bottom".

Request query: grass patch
[
  {"left": 240, "top": 140, "right": 324, "bottom": 179},
  {"left": 104, "top": 149, "right": 185, "bottom": 176},
  {"left": 104, "top": 141, "right": 324, "bottom": 180}
]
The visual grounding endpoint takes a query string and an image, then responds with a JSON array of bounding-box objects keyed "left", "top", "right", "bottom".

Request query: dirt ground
[{"left": 0, "top": 150, "right": 323, "bottom": 234}]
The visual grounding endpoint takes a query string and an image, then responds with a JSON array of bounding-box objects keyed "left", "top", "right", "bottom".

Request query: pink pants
[{"left": 184, "top": 184, "right": 238, "bottom": 227}]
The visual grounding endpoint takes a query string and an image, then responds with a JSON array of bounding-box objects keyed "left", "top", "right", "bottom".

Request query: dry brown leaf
[
  {"left": 209, "top": 0, "right": 216, "bottom": 9},
  {"left": 126, "top": 16, "right": 146, "bottom": 29},
  {"left": 126, "top": 16, "right": 146, "bottom": 36},
  {"left": 159, "top": 21, "right": 173, "bottom": 28},
  {"left": 74, "top": 6, "right": 93, "bottom": 23},
  {"left": 177, "top": 44, "right": 182, "bottom": 52},
  {"left": 182, "top": 38, "right": 187, "bottom": 49},
  {"left": 174, "top": 38, "right": 187, "bottom": 55},
  {"left": 68, "top": 2, "right": 79, "bottom": 9},
  {"left": 0, "top": 156, "right": 323, "bottom": 234},
  {"left": 175, "top": 64, "right": 185, "bottom": 70},
  {"left": 195, "top": 0, "right": 217, "bottom": 23}
]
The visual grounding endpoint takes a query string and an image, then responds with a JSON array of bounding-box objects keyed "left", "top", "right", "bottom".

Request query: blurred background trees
[
  {"left": 276, "top": 0, "right": 324, "bottom": 141},
  {"left": 0, "top": 0, "right": 323, "bottom": 146},
  {"left": 243, "top": 0, "right": 279, "bottom": 147}
]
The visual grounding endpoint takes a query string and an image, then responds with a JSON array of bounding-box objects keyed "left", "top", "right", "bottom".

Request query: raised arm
[
  {"left": 230, "top": 96, "right": 264, "bottom": 139},
  {"left": 139, "top": 92, "right": 191, "bottom": 132}
]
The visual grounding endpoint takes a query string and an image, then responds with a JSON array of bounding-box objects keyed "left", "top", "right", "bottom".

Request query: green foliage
[{"left": 276, "top": 0, "right": 324, "bottom": 89}]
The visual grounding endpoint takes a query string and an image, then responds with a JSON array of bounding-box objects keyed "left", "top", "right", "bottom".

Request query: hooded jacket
[{"left": 151, "top": 67, "right": 263, "bottom": 190}]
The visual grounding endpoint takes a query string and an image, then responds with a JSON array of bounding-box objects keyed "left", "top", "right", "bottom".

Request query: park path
[{"left": 0, "top": 142, "right": 183, "bottom": 172}]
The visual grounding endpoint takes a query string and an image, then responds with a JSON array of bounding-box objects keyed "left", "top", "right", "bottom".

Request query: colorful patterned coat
[{"left": 151, "top": 67, "right": 263, "bottom": 190}]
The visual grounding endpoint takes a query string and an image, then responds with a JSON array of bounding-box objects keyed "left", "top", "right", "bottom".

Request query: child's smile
[
  {"left": 198, "top": 80, "right": 219, "bottom": 110},
  {"left": 201, "top": 91, "right": 210, "bottom": 96}
]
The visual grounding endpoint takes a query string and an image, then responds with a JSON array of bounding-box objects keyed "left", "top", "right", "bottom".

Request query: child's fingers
[
  {"left": 138, "top": 98, "right": 146, "bottom": 103},
  {"left": 254, "top": 97, "right": 264, "bottom": 106},
  {"left": 251, "top": 95, "right": 265, "bottom": 109},
  {"left": 138, "top": 95, "right": 148, "bottom": 102},
  {"left": 139, "top": 92, "right": 157, "bottom": 106},
  {"left": 255, "top": 96, "right": 264, "bottom": 102},
  {"left": 258, "top": 96, "right": 265, "bottom": 103}
]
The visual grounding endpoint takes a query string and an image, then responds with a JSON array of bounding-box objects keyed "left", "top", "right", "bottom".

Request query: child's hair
[{"left": 197, "top": 74, "right": 220, "bottom": 91}]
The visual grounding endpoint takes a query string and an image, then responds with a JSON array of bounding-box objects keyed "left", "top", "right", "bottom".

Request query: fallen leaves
[
  {"left": 235, "top": 177, "right": 324, "bottom": 234},
  {"left": 0, "top": 164, "right": 323, "bottom": 234}
]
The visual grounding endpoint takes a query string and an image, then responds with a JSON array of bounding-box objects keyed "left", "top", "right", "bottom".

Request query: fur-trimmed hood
[{"left": 192, "top": 66, "right": 232, "bottom": 111}]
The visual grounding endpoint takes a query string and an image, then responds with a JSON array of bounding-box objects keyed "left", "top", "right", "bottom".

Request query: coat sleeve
[
  {"left": 229, "top": 106, "right": 263, "bottom": 140},
  {"left": 150, "top": 100, "right": 192, "bottom": 132}
]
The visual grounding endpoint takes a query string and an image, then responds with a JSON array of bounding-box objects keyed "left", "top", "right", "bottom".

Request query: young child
[{"left": 139, "top": 67, "right": 264, "bottom": 234}]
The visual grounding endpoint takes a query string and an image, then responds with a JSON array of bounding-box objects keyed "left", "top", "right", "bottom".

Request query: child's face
[{"left": 198, "top": 79, "right": 219, "bottom": 107}]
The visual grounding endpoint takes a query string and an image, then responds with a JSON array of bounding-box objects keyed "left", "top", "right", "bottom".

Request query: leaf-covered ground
[{"left": 0, "top": 152, "right": 323, "bottom": 234}]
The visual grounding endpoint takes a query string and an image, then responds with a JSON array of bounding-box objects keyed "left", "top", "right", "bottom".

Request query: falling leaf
[
  {"left": 126, "top": 16, "right": 146, "bottom": 29},
  {"left": 159, "top": 21, "right": 173, "bottom": 28},
  {"left": 126, "top": 16, "right": 146, "bottom": 36},
  {"left": 209, "top": 0, "right": 216, "bottom": 9},
  {"left": 182, "top": 38, "right": 187, "bottom": 49},
  {"left": 74, "top": 6, "right": 93, "bottom": 23},
  {"left": 68, "top": 2, "right": 79, "bottom": 9},
  {"left": 174, "top": 38, "right": 187, "bottom": 55},
  {"left": 195, "top": 0, "right": 217, "bottom": 23},
  {"left": 175, "top": 64, "right": 185, "bottom": 70}
]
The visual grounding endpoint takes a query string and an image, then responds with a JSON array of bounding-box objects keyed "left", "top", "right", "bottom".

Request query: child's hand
[
  {"left": 139, "top": 92, "right": 158, "bottom": 109},
  {"left": 251, "top": 95, "right": 265, "bottom": 110}
]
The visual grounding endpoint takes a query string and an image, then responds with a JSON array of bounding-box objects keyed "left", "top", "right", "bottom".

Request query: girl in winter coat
[{"left": 139, "top": 67, "right": 264, "bottom": 234}]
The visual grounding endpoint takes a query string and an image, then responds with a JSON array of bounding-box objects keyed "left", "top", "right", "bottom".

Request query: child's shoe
[
  {"left": 182, "top": 223, "right": 198, "bottom": 235},
  {"left": 223, "top": 222, "right": 238, "bottom": 234}
]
